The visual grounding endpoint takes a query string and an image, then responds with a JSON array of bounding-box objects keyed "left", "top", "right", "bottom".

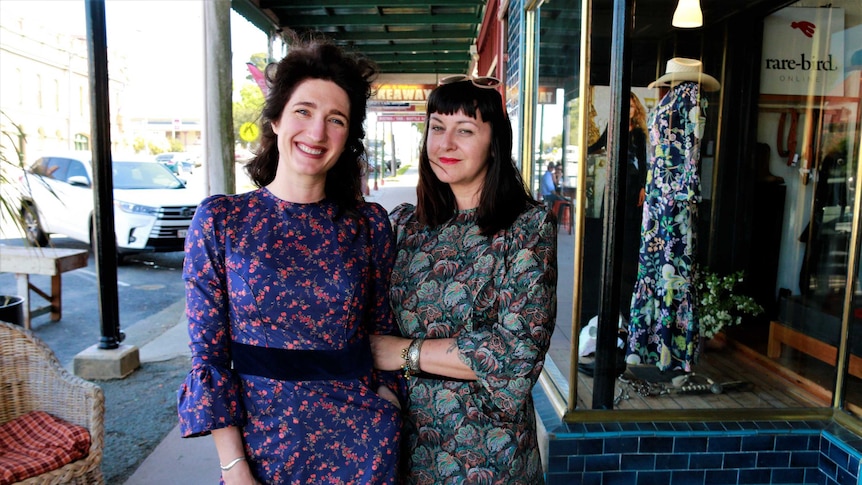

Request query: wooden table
[{"left": 0, "top": 247, "right": 89, "bottom": 330}]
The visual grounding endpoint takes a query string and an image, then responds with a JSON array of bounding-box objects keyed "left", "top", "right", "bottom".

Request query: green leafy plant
[
  {"left": 0, "top": 110, "right": 28, "bottom": 237},
  {"left": 696, "top": 269, "right": 764, "bottom": 339},
  {"left": 0, "top": 110, "right": 57, "bottom": 247}
]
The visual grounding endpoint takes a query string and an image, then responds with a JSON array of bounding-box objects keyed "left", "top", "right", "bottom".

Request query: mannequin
[{"left": 626, "top": 58, "right": 720, "bottom": 372}]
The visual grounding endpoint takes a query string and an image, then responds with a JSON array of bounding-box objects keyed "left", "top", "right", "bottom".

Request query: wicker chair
[{"left": 0, "top": 321, "right": 104, "bottom": 485}]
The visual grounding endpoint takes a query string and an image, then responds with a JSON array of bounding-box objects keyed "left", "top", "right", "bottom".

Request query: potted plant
[
  {"left": 0, "top": 110, "right": 30, "bottom": 325},
  {"left": 696, "top": 268, "right": 764, "bottom": 351}
]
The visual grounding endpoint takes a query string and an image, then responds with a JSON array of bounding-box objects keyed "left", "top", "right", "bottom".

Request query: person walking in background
[
  {"left": 177, "top": 35, "right": 402, "bottom": 485},
  {"left": 540, "top": 160, "right": 564, "bottom": 205},
  {"left": 553, "top": 162, "right": 573, "bottom": 200},
  {"left": 370, "top": 75, "right": 557, "bottom": 484}
]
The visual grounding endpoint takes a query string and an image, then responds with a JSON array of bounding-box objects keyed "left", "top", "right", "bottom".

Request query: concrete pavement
[{"left": 123, "top": 168, "right": 419, "bottom": 484}]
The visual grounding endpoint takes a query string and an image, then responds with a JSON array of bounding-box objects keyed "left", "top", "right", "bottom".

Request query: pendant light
[{"left": 672, "top": 0, "right": 703, "bottom": 28}]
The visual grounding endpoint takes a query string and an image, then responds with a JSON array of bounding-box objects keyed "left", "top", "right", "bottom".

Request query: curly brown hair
[{"left": 245, "top": 33, "right": 378, "bottom": 211}]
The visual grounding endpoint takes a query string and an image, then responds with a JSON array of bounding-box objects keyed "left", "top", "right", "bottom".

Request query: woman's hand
[
  {"left": 376, "top": 384, "right": 401, "bottom": 409},
  {"left": 222, "top": 462, "right": 261, "bottom": 485},
  {"left": 370, "top": 335, "right": 411, "bottom": 372}
]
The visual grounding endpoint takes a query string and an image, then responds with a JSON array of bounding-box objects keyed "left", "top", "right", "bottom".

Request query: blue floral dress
[
  {"left": 389, "top": 203, "right": 557, "bottom": 485},
  {"left": 626, "top": 81, "right": 705, "bottom": 372},
  {"left": 178, "top": 188, "right": 402, "bottom": 484}
]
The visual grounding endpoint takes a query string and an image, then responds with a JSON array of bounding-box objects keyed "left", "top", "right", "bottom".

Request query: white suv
[{"left": 19, "top": 152, "right": 201, "bottom": 258}]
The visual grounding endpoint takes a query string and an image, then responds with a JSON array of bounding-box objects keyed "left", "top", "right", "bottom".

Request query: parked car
[
  {"left": 366, "top": 156, "right": 401, "bottom": 175},
  {"left": 19, "top": 152, "right": 201, "bottom": 258},
  {"left": 154, "top": 152, "right": 195, "bottom": 175},
  {"left": 234, "top": 147, "right": 255, "bottom": 163}
]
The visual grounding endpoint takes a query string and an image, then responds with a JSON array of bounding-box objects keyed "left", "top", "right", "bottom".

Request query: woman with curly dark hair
[{"left": 178, "top": 35, "right": 402, "bottom": 484}]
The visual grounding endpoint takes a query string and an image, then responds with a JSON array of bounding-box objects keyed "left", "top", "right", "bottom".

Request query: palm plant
[
  {"left": 0, "top": 110, "right": 28, "bottom": 239},
  {"left": 0, "top": 111, "right": 56, "bottom": 248},
  {"left": 0, "top": 110, "right": 28, "bottom": 313}
]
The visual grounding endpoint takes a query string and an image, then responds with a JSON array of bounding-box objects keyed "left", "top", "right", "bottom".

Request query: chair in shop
[{"left": 552, "top": 199, "right": 573, "bottom": 235}]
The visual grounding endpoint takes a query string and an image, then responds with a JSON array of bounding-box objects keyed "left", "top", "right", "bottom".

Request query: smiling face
[
  {"left": 270, "top": 78, "right": 351, "bottom": 184},
  {"left": 425, "top": 109, "right": 492, "bottom": 208}
]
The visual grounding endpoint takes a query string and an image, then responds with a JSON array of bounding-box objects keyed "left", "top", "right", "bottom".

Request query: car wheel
[{"left": 21, "top": 204, "right": 49, "bottom": 247}]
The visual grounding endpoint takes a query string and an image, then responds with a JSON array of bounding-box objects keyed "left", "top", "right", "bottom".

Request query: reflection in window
[{"left": 560, "top": 0, "right": 861, "bottom": 415}]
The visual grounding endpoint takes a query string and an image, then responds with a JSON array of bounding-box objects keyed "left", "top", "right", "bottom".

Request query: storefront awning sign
[{"left": 372, "top": 84, "right": 437, "bottom": 103}]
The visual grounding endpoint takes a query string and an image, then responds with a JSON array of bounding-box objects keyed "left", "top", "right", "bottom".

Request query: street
[
  {"left": 0, "top": 236, "right": 187, "bottom": 366},
  {"left": 0, "top": 161, "right": 414, "bottom": 367}
]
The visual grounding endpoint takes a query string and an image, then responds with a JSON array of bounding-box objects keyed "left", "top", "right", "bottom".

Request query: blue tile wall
[
  {"left": 541, "top": 419, "right": 861, "bottom": 485},
  {"left": 534, "top": 392, "right": 862, "bottom": 484}
]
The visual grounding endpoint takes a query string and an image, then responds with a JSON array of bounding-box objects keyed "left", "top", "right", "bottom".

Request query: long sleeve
[
  {"left": 363, "top": 203, "right": 406, "bottom": 400},
  {"left": 177, "top": 195, "right": 244, "bottom": 438},
  {"left": 455, "top": 207, "right": 558, "bottom": 420},
  {"left": 656, "top": 82, "right": 702, "bottom": 202}
]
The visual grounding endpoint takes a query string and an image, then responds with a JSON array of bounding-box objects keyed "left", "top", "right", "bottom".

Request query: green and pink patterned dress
[{"left": 389, "top": 203, "right": 557, "bottom": 485}]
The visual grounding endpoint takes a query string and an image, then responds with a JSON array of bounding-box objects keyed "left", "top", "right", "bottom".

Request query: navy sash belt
[{"left": 232, "top": 339, "right": 373, "bottom": 381}]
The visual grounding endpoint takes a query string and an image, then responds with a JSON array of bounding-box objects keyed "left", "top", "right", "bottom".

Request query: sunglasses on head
[{"left": 439, "top": 74, "right": 501, "bottom": 89}]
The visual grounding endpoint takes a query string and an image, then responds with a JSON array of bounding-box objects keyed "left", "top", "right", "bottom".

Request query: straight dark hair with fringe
[
  {"left": 245, "top": 33, "right": 378, "bottom": 212},
  {"left": 415, "top": 80, "right": 537, "bottom": 236}
]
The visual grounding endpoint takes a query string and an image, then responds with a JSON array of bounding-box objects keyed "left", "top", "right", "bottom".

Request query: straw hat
[{"left": 648, "top": 57, "right": 720, "bottom": 91}]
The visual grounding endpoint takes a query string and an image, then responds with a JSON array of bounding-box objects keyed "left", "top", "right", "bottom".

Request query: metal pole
[
  {"left": 389, "top": 122, "right": 396, "bottom": 175},
  {"left": 84, "top": 0, "right": 122, "bottom": 349},
  {"left": 373, "top": 121, "right": 379, "bottom": 190},
  {"left": 592, "top": 0, "right": 633, "bottom": 408}
]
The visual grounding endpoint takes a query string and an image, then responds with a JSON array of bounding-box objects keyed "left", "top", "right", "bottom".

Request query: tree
[
  {"left": 247, "top": 53, "right": 268, "bottom": 77},
  {"left": 232, "top": 54, "right": 268, "bottom": 148},
  {"left": 549, "top": 133, "right": 563, "bottom": 151},
  {"left": 233, "top": 83, "right": 265, "bottom": 148}
]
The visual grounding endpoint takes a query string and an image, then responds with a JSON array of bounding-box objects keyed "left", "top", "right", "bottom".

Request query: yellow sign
[
  {"left": 239, "top": 122, "right": 260, "bottom": 142},
  {"left": 372, "top": 84, "right": 437, "bottom": 102}
]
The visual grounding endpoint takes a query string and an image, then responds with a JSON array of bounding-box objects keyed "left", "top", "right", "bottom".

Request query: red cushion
[{"left": 0, "top": 411, "right": 90, "bottom": 484}]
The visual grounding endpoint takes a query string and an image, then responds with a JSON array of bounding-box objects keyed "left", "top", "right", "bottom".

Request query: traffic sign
[{"left": 240, "top": 122, "right": 260, "bottom": 142}]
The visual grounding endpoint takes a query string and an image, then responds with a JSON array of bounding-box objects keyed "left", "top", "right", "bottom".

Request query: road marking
[{"left": 77, "top": 269, "right": 130, "bottom": 287}]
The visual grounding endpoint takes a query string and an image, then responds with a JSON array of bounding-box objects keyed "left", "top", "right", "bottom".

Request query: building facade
[
  {"left": 480, "top": 0, "right": 862, "bottom": 482},
  {"left": 0, "top": 9, "right": 202, "bottom": 162}
]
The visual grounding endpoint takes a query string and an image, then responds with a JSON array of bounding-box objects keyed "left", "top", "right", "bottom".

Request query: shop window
[
  {"left": 544, "top": 0, "right": 861, "bottom": 416},
  {"left": 748, "top": 3, "right": 862, "bottom": 414}
]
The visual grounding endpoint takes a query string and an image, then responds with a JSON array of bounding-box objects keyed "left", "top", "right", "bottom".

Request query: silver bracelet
[
  {"left": 407, "top": 338, "right": 424, "bottom": 375},
  {"left": 219, "top": 456, "right": 245, "bottom": 471}
]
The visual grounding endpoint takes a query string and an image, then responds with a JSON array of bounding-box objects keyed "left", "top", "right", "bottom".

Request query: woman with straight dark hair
[
  {"left": 371, "top": 75, "right": 558, "bottom": 484},
  {"left": 178, "top": 35, "right": 402, "bottom": 485}
]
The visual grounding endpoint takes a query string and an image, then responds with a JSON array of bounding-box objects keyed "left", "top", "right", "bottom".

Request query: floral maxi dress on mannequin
[{"left": 626, "top": 81, "right": 705, "bottom": 372}]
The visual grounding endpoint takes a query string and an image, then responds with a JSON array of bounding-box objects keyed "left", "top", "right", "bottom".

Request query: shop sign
[
  {"left": 369, "top": 102, "right": 418, "bottom": 112},
  {"left": 760, "top": 7, "right": 844, "bottom": 97},
  {"left": 377, "top": 114, "right": 426, "bottom": 122},
  {"left": 372, "top": 84, "right": 437, "bottom": 102},
  {"left": 538, "top": 86, "right": 557, "bottom": 104}
]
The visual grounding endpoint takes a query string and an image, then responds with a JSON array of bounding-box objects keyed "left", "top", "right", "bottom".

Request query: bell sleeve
[{"left": 177, "top": 195, "right": 245, "bottom": 438}]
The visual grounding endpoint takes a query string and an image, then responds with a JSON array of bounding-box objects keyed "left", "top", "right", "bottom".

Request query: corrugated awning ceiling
[{"left": 233, "top": 0, "right": 487, "bottom": 75}]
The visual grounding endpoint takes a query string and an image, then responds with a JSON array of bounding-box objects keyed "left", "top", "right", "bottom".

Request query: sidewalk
[{"left": 123, "top": 167, "right": 419, "bottom": 484}]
